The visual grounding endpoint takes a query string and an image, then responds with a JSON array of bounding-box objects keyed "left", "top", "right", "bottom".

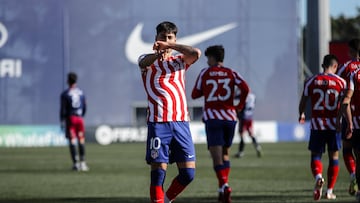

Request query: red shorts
[
  {"left": 66, "top": 115, "right": 85, "bottom": 140},
  {"left": 239, "top": 119, "right": 253, "bottom": 134}
]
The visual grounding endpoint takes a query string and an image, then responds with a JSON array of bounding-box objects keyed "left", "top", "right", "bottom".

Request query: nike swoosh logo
[
  {"left": 188, "top": 155, "right": 195, "bottom": 158},
  {"left": 125, "top": 22, "right": 238, "bottom": 64},
  {"left": 0, "top": 22, "right": 9, "bottom": 48}
]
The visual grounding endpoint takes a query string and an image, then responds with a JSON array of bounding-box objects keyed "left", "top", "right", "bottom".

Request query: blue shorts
[
  {"left": 145, "top": 121, "right": 195, "bottom": 164},
  {"left": 308, "top": 130, "right": 341, "bottom": 153},
  {"left": 205, "top": 119, "right": 237, "bottom": 148}
]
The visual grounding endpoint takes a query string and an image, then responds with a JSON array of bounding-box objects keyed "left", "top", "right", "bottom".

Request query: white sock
[{"left": 315, "top": 174, "right": 322, "bottom": 181}]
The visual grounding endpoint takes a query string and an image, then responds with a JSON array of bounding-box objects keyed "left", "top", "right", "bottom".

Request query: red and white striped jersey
[
  {"left": 348, "top": 68, "right": 360, "bottom": 129},
  {"left": 303, "top": 73, "right": 346, "bottom": 130},
  {"left": 192, "top": 66, "right": 249, "bottom": 121},
  {"left": 336, "top": 59, "right": 360, "bottom": 79},
  {"left": 139, "top": 54, "right": 190, "bottom": 122}
]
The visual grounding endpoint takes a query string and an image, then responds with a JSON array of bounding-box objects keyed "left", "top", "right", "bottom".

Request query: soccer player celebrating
[
  {"left": 234, "top": 92, "right": 262, "bottom": 158},
  {"left": 192, "top": 45, "right": 249, "bottom": 203},
  {"left": 336, "top": 38, "right": 360, "bottom": 195},
  {"left": 299, "top": 54, "right": 346, "bottom": 200},
  {"left": 138, "top": 21, "right": 201, "bottom": 203},
  {"left": 60, "top": 72, "right": 89, "bottom": 171}
]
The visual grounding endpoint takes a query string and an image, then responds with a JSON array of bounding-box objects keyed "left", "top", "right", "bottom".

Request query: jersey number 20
[{"left": 313, "top": 88, "right": 339, "bottom": 111}]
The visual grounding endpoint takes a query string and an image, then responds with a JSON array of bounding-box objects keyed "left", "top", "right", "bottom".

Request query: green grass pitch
[{"left": 0, "top": 142, "right": 357, "bottom": 203}]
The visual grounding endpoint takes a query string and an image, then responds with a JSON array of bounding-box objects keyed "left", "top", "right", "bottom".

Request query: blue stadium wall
[{"left": 0, "top": 0, "right": 301, "bottom": 146}]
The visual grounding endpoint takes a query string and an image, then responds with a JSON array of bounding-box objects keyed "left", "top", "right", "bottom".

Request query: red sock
[
  {"left": 224, "top": 167, "right": 230, "bottom": 183},
  {"left": 150, "top": 185, "right": 164, "bottom": 203},
  {"left": 216, "top": 168, "right": 228, "bottom": 187},
  {"left": 343, "top": 152, "right": 356, "bottom": 174},
  {"left": 327, "top": 164, "right": 339, "bottom": 189},
  {"left": 166, "top": 178, "right": 186, "bottom": 201},
  {"left": 311, "top": 159, "right": 323, "bottom": 177}
]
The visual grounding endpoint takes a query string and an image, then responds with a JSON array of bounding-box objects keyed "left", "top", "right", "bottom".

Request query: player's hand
[
  {"left": 345, "top": 128, "right": 353, "bottom": 139},
  {"left": 153, "top": 41, "right": 170, "bottom": 51},
  {"left": 298, "top": 113, "right": 305, "bottom": 124},
  {"left": 345, "top": 124, "right": 353, "bottom": 139}
]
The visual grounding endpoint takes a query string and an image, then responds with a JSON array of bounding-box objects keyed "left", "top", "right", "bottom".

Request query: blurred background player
[
  {"left": 138, "top": 21, "right": 201, "bottom": 203},
  {"left": 336, "top": 38, "right": 360, "bottom": 195},
  {"left": 192, "top": 45, "right": 249, "bottom": 203},
  {"left": 234, "top": 92, "right": 262, "bottom": 158},
  {"left": 60, "top": 72, "right": 89, "bottom": 171},
  {"left": 299, "top": 54, "right": 346, "bottom": 200}
]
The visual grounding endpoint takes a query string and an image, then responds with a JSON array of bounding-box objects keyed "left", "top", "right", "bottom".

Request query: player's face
[
  {"left": 156, "top": 31, "right": 176, "bottom": 54},
  {"left": 156, "top": 32, "right": 176, "bottom": 43}
]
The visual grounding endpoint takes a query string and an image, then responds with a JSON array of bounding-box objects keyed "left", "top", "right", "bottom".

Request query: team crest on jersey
[
  {"left": 171, "top": 59, "right": 181, "bottom": 70},
  {"left": 151, "top": 149, "right": 159, "bottom": 159}
]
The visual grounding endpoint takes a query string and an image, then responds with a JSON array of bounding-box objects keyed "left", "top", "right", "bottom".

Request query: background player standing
[
  {"left": 336, "top": 38, "right": 360, "bottom": 195},
  {"left": 298, "top": 54, "right": 346, "bottom": 200},
  {"left": 60, "top": 72, "right": 89, "bottom": 171},
  {"left": 192, "top": 45, "right": 249, "bottom": 203},
  {"left": 234, "top": 92, "right": 262, "bottom": 158},
  {"left": 138, "top": 21, "right": 201, "bottom": 203}
]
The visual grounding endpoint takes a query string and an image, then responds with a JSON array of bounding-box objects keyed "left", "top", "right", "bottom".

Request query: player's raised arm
[
  {"left": 169, "top": 43, "right": 201, "bottom": 65},
  {"left": 138, "top": 53, "right": 159, "bottom": 69},
  {"left": 154, "top": 41, "right": 201, "bottom": 65}
]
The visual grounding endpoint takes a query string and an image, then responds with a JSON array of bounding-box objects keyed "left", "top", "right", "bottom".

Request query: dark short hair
[
  {"left": 205, "top": 45, "right": 225, "bottom": 62},
  {"left": 321, "top": 54, "right": 338, "bottom": 69},
  {"left": 67, "top": 72, "right": 77, "bottom": 85},
  {"left": 156, "top": 21, "right": 178, "bottom": 36}
]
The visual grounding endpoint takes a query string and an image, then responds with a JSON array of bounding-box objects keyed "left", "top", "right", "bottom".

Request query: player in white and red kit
[
  {"left": 234, "top": 92, "right": 262, "bottom": 158},
  {"left": 60, "top": 72, "right": 89, "bottom": 171},
  {"left": 138, "top": 21, "right": 201, "bottom": 203},
  {"left": 299, "top": 54, "right": 346, "bottom": 200},
  {"left": 192, "top": 45, "right": 249, "bottom": 203},
  {"left": 340, "top": 66, "right": 360, "bottom": 201},
  {"left": 336, "top": 38, "right": 360, "bottom": 195}
]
